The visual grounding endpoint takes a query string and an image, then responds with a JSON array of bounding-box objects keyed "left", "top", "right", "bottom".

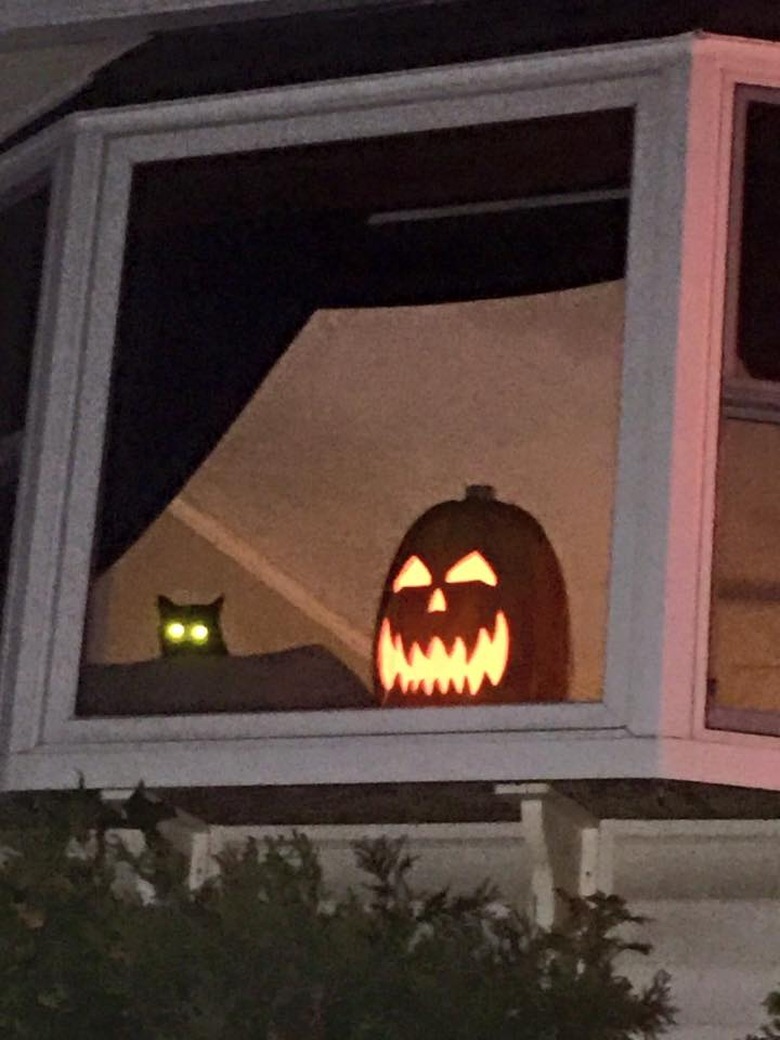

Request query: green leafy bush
[{"left": 0, "top": 786, "right": 675, "bottom": 1039}]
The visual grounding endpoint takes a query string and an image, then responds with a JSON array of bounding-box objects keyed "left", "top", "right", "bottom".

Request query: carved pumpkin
[{"left": 374, "top": 486, "right": 570, "bottom": 706}]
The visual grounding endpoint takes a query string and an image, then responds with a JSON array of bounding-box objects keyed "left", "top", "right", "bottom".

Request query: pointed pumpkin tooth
[
  {"left": 486, "top": 612, "right": 510, "bottom": 684},
  {"left": 376, "top": 609, "right": 509, "bottom": 700}
]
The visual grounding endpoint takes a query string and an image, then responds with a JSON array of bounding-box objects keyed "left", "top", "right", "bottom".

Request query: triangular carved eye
[
  {"left": 445, "top": 551, "right": 497, "bottom": 586},
  {"left": 392, "top": 555, "right": 432, "bottom": 592}
]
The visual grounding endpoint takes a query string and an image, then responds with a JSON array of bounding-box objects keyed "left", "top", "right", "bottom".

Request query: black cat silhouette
[{"left": 157, "top": 595, "right": 228, "bottom": 656}]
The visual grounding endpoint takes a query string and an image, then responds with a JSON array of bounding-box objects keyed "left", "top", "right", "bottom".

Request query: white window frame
[
  {"left": 675, "top": 35, "right": 780, "bottom": 770},
  {"left": 0, "top": 35, "right": 717, "bottom": 791},
  {"left": 0, "top": 124, "right": 64, "bottom": 766}
]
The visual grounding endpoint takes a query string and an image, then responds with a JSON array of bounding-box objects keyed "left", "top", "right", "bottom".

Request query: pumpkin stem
[{"left": 464, "top": 484, "right": 496, "bottom": 501}]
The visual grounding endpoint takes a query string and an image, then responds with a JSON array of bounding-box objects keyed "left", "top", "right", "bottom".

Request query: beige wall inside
[{"left": 89, "top": 283, "right": 628, "bottom": 700}]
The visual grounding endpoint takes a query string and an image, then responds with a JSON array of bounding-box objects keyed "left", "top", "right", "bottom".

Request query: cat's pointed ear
[
  {"left": 157, "top": 595, "right": 174, "bottom": 611},
  {"left": 211, "top": 594, "right": 225, "bottom": 612}
]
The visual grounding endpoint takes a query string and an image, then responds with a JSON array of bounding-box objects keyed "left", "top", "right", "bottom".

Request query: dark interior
[
  {"left": 0, "top": 185, "right": 50, "bottom": 611},
  {"left": 736, "top": 98, "right": 780, "bottom": 381}
]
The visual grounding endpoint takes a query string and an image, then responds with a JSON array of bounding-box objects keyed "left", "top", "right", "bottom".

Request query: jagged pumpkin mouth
[{"left": 376, "top": 611, "right": 510, "bottom": 696}]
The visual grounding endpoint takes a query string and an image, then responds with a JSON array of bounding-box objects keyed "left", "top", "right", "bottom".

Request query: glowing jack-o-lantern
[{"left": 374, "top": 486, "right": 570, "bottom": 706}]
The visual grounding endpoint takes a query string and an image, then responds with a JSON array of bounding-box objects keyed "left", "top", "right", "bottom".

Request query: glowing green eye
[
  {"left": 190, "top": 623, "right": 209, "bottom": 643},
  {"left": 165, "top": 621, "right": 185, "bottom": 641}
]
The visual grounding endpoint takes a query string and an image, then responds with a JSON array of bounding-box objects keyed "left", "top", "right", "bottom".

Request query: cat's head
[{"left": 157, "top": 595, "right": 228, "bottom": 656}]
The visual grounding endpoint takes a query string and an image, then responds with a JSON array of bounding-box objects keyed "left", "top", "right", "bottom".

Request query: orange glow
[
  {"left": 445, "top": 551, "right": 497, "bottom": 586},
  {"left": 427, "top": 588, "right": 447, "bottom": 613},
  {"left": 392, "top": 555, "right": 432, "bottom": 593},
  {"left": 377, "top": 611, "right": 510, "bottom": 696}
]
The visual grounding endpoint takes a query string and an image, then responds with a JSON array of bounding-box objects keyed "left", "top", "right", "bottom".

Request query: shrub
[{"left": 0, "top": 786, "right": 675, "bottom": 1039}]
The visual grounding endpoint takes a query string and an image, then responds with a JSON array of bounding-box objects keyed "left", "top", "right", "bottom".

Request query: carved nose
[{"left": 427, "top": 588, "right": 447, "bottom": 613}]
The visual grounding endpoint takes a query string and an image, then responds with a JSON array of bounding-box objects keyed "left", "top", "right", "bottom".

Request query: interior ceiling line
[
  {"left": 169, "top": 494, "right": 373, "bottom": 660},
  {"left": 368, "top": 187, "right": 631, "bottom": 225}
]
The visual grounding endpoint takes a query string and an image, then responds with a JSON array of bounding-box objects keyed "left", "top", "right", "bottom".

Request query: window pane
[
  {"left": 708, "top": 419, "right": 780, "bottom": 734},
  {"left": 0, "top": 185, "right": 49, "bottom": 628},
  {"left": 77, "top": 111, "right": 632, "bottom": 716}
]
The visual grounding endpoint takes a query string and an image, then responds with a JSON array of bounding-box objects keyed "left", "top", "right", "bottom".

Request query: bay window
[{"left": 0, "top": 34, "right": 777, "bottom": 792}]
